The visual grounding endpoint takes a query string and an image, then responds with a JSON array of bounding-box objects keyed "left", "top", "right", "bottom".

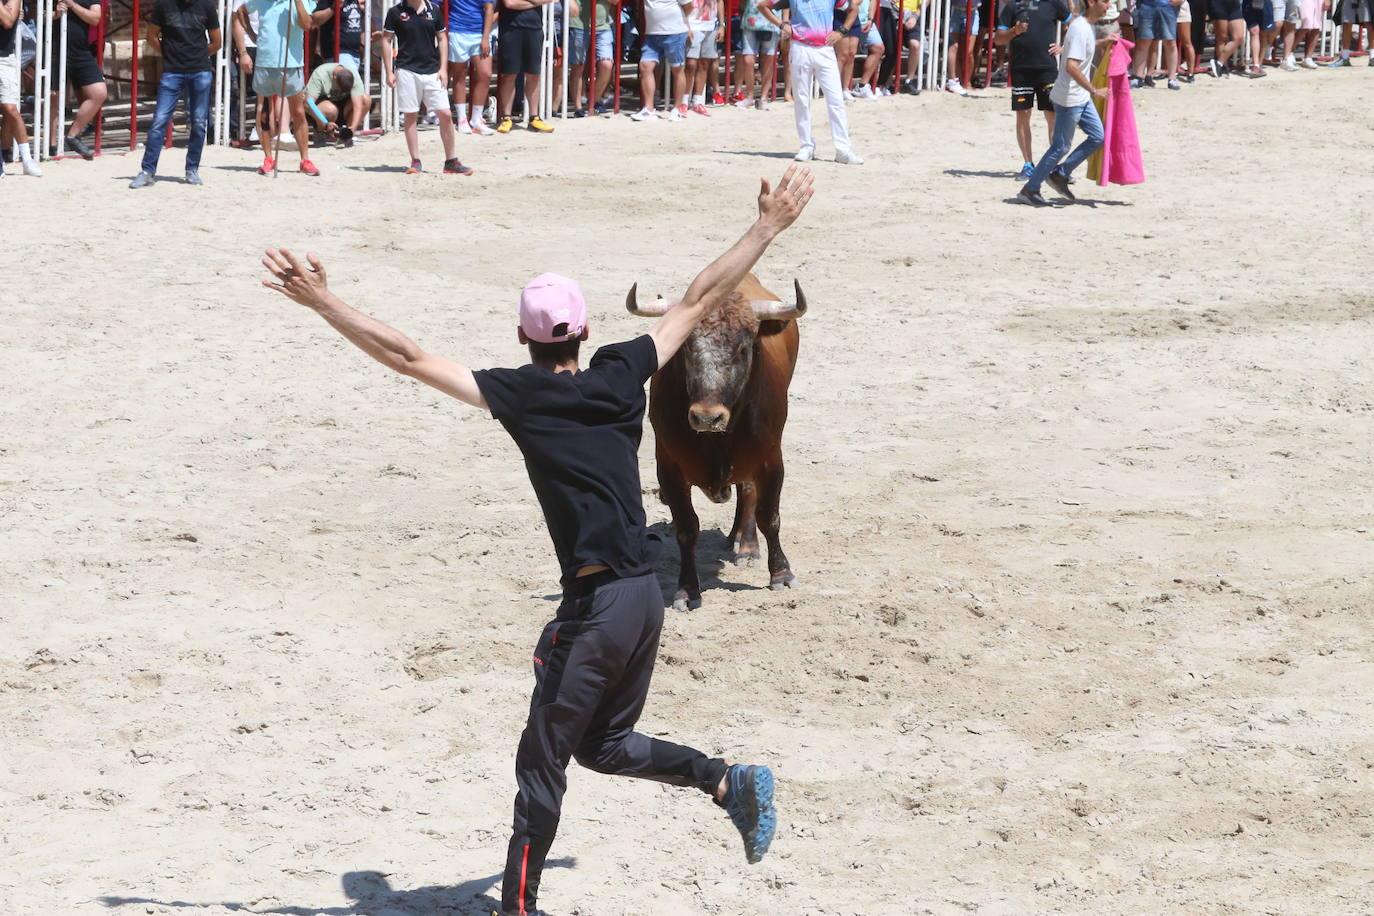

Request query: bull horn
[
  {"left": 625, "top": 283, "right": 674, "bottom": 318},
  {"left": 750, "top": 280, "right": 809, "bottom": 320}
]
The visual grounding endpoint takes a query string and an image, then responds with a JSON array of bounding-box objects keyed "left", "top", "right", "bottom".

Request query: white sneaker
[
  {"left": 843, "top": 89, "right": 857, "bottom": 100},
  {"left": 22, "top": 158, "right": 43, "bottom": 177},
  {"left": 485, "top": 96, "right": 498, "bottom": 121},
  {"left": 470, "top": 117, "right": 494, "bottom": 135},
  {"left": 667, "top": 105, "right": 685, "bottom": 121},
  {"left": 734, "top": 97, "right": 753, "bottom": 108},
  {"left": 755, "top": 97, "right": 771, "bottom": 110},
  {"left": 1280, "top": 56, "right": 1298, "bottom": 70},
  {"left": 1301, "top": 56, "right": 1318, "bottom": 68},
  {"left": 835, "top": 149, "right": 864, "bottom": 165},
  {"left": 857, "top": 84, "right": 875, "bottom": 99},
  {"left": 631, "top": 107, "right": 657, "bottom": 121},
  {"left": 458, "top": 119, "right": 473, "bottom": 134},
  {"left": 945, "top": 79, "right": 968, "bottom": 96},
  {"left": 422, "top": 111, "right": 439, "bottom": 125},
  {"left": 794, "top": 147, "right": 814, "bottom": 161}
]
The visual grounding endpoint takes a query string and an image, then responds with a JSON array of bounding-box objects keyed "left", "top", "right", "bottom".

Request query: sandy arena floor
[{"left": 3, "top": 70, "right": 1373, "bottom": 916}]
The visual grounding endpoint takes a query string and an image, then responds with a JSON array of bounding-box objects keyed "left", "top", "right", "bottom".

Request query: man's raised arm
[
  {"left": 648, "top": 165, "right": 815, "bottom": 369},
  {"left": 261, "top": 248, "right": 487, "bottom": 409}
]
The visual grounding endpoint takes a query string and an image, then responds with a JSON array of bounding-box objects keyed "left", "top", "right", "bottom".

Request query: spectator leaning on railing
[
  {"left": 48, "top": 0, "right": 107, "bottom": 159},
  {"left": 0, "top": 0, "right": 41, "bottom": 176}
]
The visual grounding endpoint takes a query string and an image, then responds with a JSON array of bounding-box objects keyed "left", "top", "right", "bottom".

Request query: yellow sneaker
[
  {"left": 527, "top": 116, "right": 554, "bottom": 133},
  {"left": 496, "top": 116, "right": 514, "bottom": 134}
]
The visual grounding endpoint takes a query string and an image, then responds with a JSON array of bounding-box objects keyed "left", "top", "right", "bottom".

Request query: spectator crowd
[{"left": 2, "top": 0, "right": 1372, "bottom": 180}]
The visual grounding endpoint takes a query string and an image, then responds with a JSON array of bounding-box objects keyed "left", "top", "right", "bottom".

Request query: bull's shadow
[
  {"left": 97, "top": 860, "right": 575, "bottom": 915},
  {"left": 648, "top": 521, "right": 764, "bottom": 608}
]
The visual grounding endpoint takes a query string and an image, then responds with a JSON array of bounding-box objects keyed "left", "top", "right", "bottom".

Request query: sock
[
  {"left": 18, "top": 142, "right": 34, "bottom": 164},
  {"left": 1342, "top": 49, "right": 1351, "bottom": 58},
  {"left": 456, "top": 102, "right": 468, "bottom": 120}
]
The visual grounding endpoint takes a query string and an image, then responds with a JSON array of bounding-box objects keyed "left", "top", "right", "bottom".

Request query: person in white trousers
[{"left": 761, "top": 0, "right": 864, "bottom": 163}]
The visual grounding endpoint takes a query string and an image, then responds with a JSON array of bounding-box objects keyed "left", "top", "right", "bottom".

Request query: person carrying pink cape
[{"left": 1087, "top": 35, "right": 1145, "bottom": 186}]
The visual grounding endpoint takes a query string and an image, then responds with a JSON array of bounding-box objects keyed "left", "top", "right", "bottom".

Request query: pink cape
[{"left": 1087, "top": 36, "right": 1145, "bottom": 187}]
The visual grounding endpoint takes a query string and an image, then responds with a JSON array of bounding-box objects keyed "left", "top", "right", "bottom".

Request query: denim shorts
[
  {"left": 1243, "top": 0, "right": 1274, "bottom": 28},
  {"left": 740, "top": 27, "right": 779, "bottom": 54},
  {"left": 569, "top": 28, "right": 613, "bottom": 63},
  {"left": 1135, "top": 3, "right": 1178, "bottom": 38},
  {"left": 253, "top": 65, "right": 305, "bottom": 97},
  {"left": 948, "top": 7, "right": 979, "bottom": 35},
  {"left": 641, "top": 31, "right": 687, "bottom": 65},
  {"left": 448, "top": 31, "right": 484, "bottom": 62}
]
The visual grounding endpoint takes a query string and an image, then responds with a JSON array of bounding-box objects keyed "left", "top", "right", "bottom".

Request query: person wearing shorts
[
  {"left": 1208, "top": 0, "right": 1244, "bottom": 75},
  {"left": 46, "top": 0, "right": 106, "bottom": 159},
  {"left": 570, "top": 0, "right": 614, "bottom": 114},
  {"left": 495, "top": 0, "right": 555, "bottom": 131},
  {"left": 632, "top": 0, "right": 691, "bottom": 120},
  {"left": 833, "top": 0, "right": 864, "bottom": 95},
  {"left": 0, "top": 0, "right": 40, "bottom": 175},
  {"left": 684, "top": 0, "right": 720, "bottom": 114},
  {"left": 235, "top": 0, "right": 317, "bottom": 173},
  {"left": 735, "top": 0, "right": 780, "bottom": 107},
  {"left": 856, "top": 0, "right": 885, "bottom": 95},
  {"left": 1328, "top": 0, "right": 1372, "bottom": 64},
  {"left": 1296, "top": 0, "right": 1323, "bottom": 65},
  {"left": 302, "top": 60, "right": 368, "bottom": 145},
  {"left": 945, "top": 0, "right": 978, "bottom": 93},
  {"left": 1174, "top": 0, "right": 1197, "bottom": 79},
  {"left": 384, "top": 0, "right": 470, "bottom": 172},
  {"left": 1241, "top": 0, "right": 1273, "bottom": 73},
  {"left": 445, "top": 0, "right": 494, "bottom": 133},
  {"left": 1131, "top": 0, "right": 1180, "bottom": 88},
  {"left": 1269, "top": 0, "right": 1299, "bottom": 67},
  {"left": 997, "top": 0, "right": 1070, "bottom": 177}
]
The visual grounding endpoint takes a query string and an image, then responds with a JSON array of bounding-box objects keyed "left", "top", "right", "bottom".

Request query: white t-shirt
[
  {"left": 1050, "top": 15, "right": 1093, "bottom": 107},
  {"left": 646, "top": 0, "right": 690, "bottom": 34},
  {"left": 233, "top": 0, "right": 260, "bottom": 47},
  {"left": 688, "top": 0, "right": 716, "bottom": 31}
]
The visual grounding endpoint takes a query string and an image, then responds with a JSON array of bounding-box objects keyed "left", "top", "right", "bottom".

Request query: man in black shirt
[
  {"left": 129, "top": 0, "right": 221, "bottom": 187},
  {"left": 311, "top": 0, "right": 364, "bottom": 69},
  {"left": 996, "top": 0, "right": 1071, "bottom": 179},
  {"left": 383, "top": 0, "right": 469, "bottom": 173},
  {"left": 260, "top": 163, "right": 816, "bottom": 916},
  {"left": 494, "top": 0, "right": 555, "bottom": 133}
]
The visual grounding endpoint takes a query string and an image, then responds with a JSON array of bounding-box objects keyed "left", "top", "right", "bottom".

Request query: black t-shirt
[
  {"left": 498, "top": 0, "right": 542, "bottom": 30},
  {"left": 472, "top": 335, "right": 662, "bottom": 587},
  {"left": 383, "top": 0, "right": 443, "bottom": 72},
  {"left": 150, "top": 0, "right": 219, "bottom": 72},
  {"left": 50, "top": 0, "right": 99, "bottom": 58},
  {"left": 315, "top": 0, "right": 364, "bottom": 56},
  {"left": 998, "top": 0, "right": 1070, "bottom": 73}
]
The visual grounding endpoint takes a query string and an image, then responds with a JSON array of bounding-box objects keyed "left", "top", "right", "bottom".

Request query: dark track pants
[{"left": 501, "top": 571, "right": 728, "bottom": 916}]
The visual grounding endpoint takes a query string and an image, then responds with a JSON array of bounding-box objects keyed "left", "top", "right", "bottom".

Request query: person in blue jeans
[
  {"left": 129, "top": 0, "right": 222, "bottom": 187},
  {"left": 1018, "top": 0, "right": 1112, "bottom": 206}
]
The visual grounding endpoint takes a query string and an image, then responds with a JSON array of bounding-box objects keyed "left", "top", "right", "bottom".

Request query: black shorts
[
  {"left": 833, "top": 13, "right": 863, "bottom": 37},
  {"left": 1209, "top": 0, "right": 1243, "bottom": 19},
  {"left": 62, "top": 48, "right": 105, "bottom": 87},
  {"left": 1010, "top": 67, "right": 1055, "bottom": 110},
  {"left": 497, "top": 26, "right": 543, "bottom": 74}
]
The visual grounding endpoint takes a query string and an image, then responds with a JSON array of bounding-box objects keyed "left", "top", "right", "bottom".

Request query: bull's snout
[{"left": 688, "top": 404, "right": 731, "bottom": 433}]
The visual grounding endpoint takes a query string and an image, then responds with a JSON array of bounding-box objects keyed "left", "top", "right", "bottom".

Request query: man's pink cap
[{"left": 519, "top": 273, "right": 588, "bottom": 343}]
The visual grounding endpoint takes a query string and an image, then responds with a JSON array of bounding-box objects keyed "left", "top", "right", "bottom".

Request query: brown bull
[{"left": 627, "top": 274, "right": 806, "bottom": 611}]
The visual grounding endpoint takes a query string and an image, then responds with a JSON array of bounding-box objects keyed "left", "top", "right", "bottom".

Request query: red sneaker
[
  {"left": 711, "top": 91, "right": 725, "bottom": 105},
  {"left": 299, "top": 159, "right": 321, "bottom": 176},
  {"left": 257, "top": 156, "right": 274, "bottom": 175},
  {"left": 443, "top": 158, "right": 473, "bottom": 175},
  {"left": 691, "top": 103, "right": 712, "bottom": 117},
  {"left": 731, "top": 90, "right": 746, "bottom": 102}
]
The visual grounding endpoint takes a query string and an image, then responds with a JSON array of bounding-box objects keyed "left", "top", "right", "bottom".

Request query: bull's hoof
[
  {"left": 732, "top": 546, "right": 760, "bottom": 568},
  {"left": 769, "top": 571, "right": 798, "bottom": 591},
  {"left": 672, "top": 590, "right": 703, "bottom": 612}
]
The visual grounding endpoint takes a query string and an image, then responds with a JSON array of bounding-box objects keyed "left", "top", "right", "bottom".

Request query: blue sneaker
[
  {"left": 722, "top": 764, "right": 776, "bottom": 864},
  {"left": 1329, "top": 56, "right": 1351, "bottom": 67},
  {"left": 1018, "top": 161, "right": 1034, "bottom": 180}
]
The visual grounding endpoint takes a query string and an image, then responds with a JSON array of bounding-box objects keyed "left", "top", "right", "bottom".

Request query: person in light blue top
[{"left": 233, "top": 0, "right": 319, "bottom": 174}]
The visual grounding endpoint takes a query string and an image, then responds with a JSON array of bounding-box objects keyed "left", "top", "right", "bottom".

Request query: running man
[{"left": 259, "top": 163, "right": 815, "bottom": 916}]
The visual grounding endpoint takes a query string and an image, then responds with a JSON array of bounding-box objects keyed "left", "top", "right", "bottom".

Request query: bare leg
[
  {"left": 1015, "top": 107, "right": 1032, "bottom": 163},
  {"left": 402, "top": 110, "right": 420, "bottom": 158},
  {"left": 497, "top": 72, "right": 517, "bottom": 116},
  {"left": 288, "top": 94, "right": 309, "bottom": 160},
  {"left": 437, "top": 110, "right": 456, "bottom": 157},
  {"left": 469, "top": 54, "right": 493, "bottom": 117}
]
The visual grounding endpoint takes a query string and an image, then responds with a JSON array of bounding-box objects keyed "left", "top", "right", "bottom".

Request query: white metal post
[
  {"left": 56, "top": 15, "right": 69, "bottom": 156},
  {"left": 363, "top": 0, "right": 373, "bottom": 129},
  {"left": 560, "top": 0, "right": 570, "bottom": 117},
  {"left": 33, "top": 0, "right": 50, "bottom": 160},
  {"left": 215, "top": 0, "right": 230, "bottom": 143}
]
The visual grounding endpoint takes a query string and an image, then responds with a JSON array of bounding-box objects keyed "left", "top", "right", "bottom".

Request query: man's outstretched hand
[
  {"left": 262, "top": 248, "right": 334, "bottom": 310},
  {"left": 756, "top": 164, "right": 816, "bottom": 237}
]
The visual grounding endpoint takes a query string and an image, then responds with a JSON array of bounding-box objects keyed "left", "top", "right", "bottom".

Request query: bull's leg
[
  {"left": 729, "top": 482, "right": 760, "bottom": 566},
  {"left": 658, "top": 461, "right": 703, "bottom": 611},
  {"left": 755, "top": 461, "right": 797, "bottom": 590}
]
